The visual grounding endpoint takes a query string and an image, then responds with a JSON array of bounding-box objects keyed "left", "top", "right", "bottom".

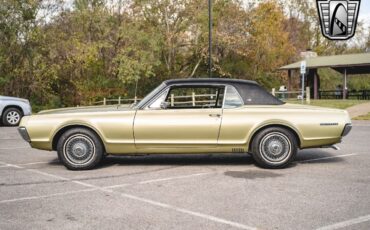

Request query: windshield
[{"left": 133, "top": 83, "right": 166, "bottom": 109}]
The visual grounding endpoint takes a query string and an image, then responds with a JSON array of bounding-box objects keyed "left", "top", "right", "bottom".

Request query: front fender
[{"left": 51, "top": 121, "right": 108, "bottom": 150}]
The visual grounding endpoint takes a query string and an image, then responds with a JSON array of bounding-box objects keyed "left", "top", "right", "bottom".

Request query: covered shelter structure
[{"left": 279, "top": 53, "right": 370, "bottom": 99}]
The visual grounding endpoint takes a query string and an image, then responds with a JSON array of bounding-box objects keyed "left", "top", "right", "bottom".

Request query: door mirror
[{"left": 160, "top": 101, "right": 170, "bottom": 109}]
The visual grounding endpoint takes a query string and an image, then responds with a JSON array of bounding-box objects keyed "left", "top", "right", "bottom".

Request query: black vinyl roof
[
  {"left": 163, "top": 78, "right": 283, "bottom": 105},
  {"left": 163, "top": 78, "right": 258, "bottom": 86}
]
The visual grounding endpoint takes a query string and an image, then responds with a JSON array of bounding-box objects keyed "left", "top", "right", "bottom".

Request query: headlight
[{"left": 341, "top": 124, "right": 352, "bottom": 137}]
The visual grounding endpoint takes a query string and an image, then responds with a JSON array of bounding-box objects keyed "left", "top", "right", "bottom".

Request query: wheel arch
[
  {"left": 2, "top": 105, "right": 24, "bottom": 116},
  {"left": 248, "top": 124, "right": 302, "bottom": 151},
  {"left": 52, "top": 124, "right": 106, "bottom": 152}
]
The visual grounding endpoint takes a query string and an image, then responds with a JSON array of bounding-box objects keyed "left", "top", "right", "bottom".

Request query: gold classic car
[{"left": 18, "top": 79, "right": 352, "bottom": 170}]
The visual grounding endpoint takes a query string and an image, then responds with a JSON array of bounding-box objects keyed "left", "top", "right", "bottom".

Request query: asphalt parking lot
[{"left": 1, "top": 122, "right": 370, "bottom": 230}]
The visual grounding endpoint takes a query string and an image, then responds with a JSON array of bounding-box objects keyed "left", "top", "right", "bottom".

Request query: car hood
[
  {"left": 38, "top": 105, "right": 133, "bottom": 115},
  {"left": 0, "top": 95, "right": 29, "bottom": 103}
]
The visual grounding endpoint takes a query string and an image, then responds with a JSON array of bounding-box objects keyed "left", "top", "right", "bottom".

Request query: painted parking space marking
[
  {"left": 117, "top": 192, "right": 257, "bottom": 230},
  {"left": 0, "top": 173, "right": 215, "bottom": 204},
  {"left": 0, "top": 161, "right": 256, "bottom": 230},
  {"left": 298, "top": 153, "right": 358, "bottom": 163},
  {"left": 138, "top": 172, "right": 213, "bottom": 184},
  {"left": 0, "top": 188, "right": 97, "bottom": 204},
  {"left": 104, "top": 172, "right": 214, "bottom": 189},
  {"left": 316, "top": 214, "right": 370, "bottom": 230},
  {"left": 0, "top": 161, "right": 57, "bottom": 168},
  {"left": 0, "top": 171, "right": 216, "bottom": 201},
  {"left": 0, "top": 147, "right": 29, "bottom": 150}
]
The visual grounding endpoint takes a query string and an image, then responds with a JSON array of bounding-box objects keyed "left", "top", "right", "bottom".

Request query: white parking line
[
  {"left": 0, "top": 173, "right": 214, "bottom": 203},
  {"left": 0, "top": 161, "right": 256, "bottom": 230},
  {"left": 0, "top": 147, "right": 29, "bottom": 150},
  {"left": 0, "top": 165, "right": 12, "bottom": 168},
  {"left": 20, "top": 161, "right": 57, "bottom": 166},
  {"left": 138, "top": 172, "right": 213, "bottom": 184},
  {"left": 316, "top": 214, "right": 370, "bottom": 230},
  {"left": 104, "top": 172, "right": 213, "bottom": 189},
  {"left": 0, "top": 161, "right": 57, "bottom": 168},
  {"left": 298, "top": 153, "right": 358, "bottom": 163},
  {"left": 0, "top": 188, "right": 97, "bottom": 204},
  {"left": 117, "top": 192, "right": 256, "bottom": 230}
]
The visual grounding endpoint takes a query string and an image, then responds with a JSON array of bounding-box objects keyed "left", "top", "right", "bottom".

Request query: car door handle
[{"left": 209, "top": 114, "right": 221, "bottom": 118}]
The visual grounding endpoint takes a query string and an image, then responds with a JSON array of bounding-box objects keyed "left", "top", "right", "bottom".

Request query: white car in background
[{"left": 0, "top": 96, "right": 32, "bottom": 126}]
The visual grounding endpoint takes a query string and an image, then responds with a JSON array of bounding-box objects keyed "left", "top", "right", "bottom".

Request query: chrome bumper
[
  {"left": 18, "top": 127, "right": 30, "bottom": 142},
  {"left": 341, "top": 124, "right": 352, "bottom": 137}
]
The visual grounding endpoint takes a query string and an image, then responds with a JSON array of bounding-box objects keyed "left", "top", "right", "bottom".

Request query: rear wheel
[
  {"left": 2, "top": 108, "right": 22, "bottom": 126},
  {"left": 57, "top": 128, "right": 103, "bottom": 170},
  {"left": 251, "top": 127, "right": 297, "bottom": 169}
]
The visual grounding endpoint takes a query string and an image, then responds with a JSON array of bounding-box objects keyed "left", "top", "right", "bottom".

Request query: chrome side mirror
[{"left": 160, "top": 101, "right": 170, "bottom": 109}]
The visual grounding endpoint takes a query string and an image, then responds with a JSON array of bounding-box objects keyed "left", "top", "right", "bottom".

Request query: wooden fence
[
  {"left": 93, "top": 93, "right": 218, "bottom": 107},
  {"left": 272, "top": 88, "right": 370, "bottom": 100},
  {"left": 169, "top": 93, "right": 217, "bottom": 106},
  {"left": 272, "top": 87, "right": 310, "bottom": 102},
  {"left": 319, "top": 90, "right": 370, "bottom": 100},
  {"left": 92, "top": 97, "right": 140, "bottom": 106}
]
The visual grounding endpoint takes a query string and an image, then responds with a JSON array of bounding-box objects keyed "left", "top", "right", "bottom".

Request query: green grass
[
  {"left": 286, "top": 100, "right": 368, "bottom": 109},
  {"left": 353, "top": 113, "right": 370, "bottom": 120}
]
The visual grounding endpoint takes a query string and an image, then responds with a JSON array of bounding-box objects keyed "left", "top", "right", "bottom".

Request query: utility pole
[{"left": 208, "top": 0, "right": 212, "bottom": 78}]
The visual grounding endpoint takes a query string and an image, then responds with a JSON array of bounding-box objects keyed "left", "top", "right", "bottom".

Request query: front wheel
[
  {"left": 57, "top": 128, "right": 104, "bottom": 170},
  {"left": 251, "top": 127, "right": 297, "bottom": 169}
]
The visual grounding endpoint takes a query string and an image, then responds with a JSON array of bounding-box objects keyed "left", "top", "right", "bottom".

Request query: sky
[
  {"left": 359, "top": 1, "right": 370, "bottom": 29},
  {"left": 56, "top": 0, "right": 370, "bottom": 39}
]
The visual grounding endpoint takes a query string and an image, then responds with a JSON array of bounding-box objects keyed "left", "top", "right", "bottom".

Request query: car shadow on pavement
[
  {"left": 44, "top": 149, "right": 347, "bottom": 170},
  {"left": 95, "top": 149, "right": 345, "bottom": 169},
  {"left": 99, "top": 154, "right": 255, "bottom": 168}
]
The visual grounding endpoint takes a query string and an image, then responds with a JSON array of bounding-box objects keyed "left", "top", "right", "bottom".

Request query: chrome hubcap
[
  {"left": 72, "top": 143, "right": 88, "bottom": 157},
  {"left": 259, "top": 132, "right": 291, "bottom": 164},
  {"left": 6, "top": 111, "right": 20, "bottom": 125},
  {"left": 63, "top": 134, "right": 95, "bottom": 166},
  {"left": 269, "top": 140, "right": 283, "bottom": 155}
]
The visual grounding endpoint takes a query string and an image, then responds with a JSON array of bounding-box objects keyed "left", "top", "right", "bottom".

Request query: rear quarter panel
[{"left": 219, "top": 104, "right": 350, "bottom": 150}]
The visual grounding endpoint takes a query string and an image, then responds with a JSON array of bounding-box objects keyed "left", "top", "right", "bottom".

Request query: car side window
[
  {"left": 224, "top": 86, "right": 243, "bottom": 109},
  {"left": 147, "top": 89, "right": 169, "bottom": 109},
  {"left": 165, "top": 86, "right": 224, "bottom": 109}
]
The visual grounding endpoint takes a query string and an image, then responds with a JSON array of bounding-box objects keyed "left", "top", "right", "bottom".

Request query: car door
[
  {"left": 134, "top": 85, "right": 225, "bottom": 149},
  {"left": 217, "top": 85, "right": 249, "bottom": 145}
]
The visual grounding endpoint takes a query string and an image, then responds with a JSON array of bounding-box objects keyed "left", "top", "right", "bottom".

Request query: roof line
[
  {"left": 279, "top": 52, "right": 370, "bottom": 70},
  {"left": 280, "top": 63, "right": 370, "bottom": 70}
]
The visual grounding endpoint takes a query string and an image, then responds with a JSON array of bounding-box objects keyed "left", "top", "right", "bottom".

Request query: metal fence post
[
  {"left": 272, "top": 88, "right": 275, "bottom": 96},
  {"left": 103, "top": 98, "right": 106, "bottom": 106}
]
